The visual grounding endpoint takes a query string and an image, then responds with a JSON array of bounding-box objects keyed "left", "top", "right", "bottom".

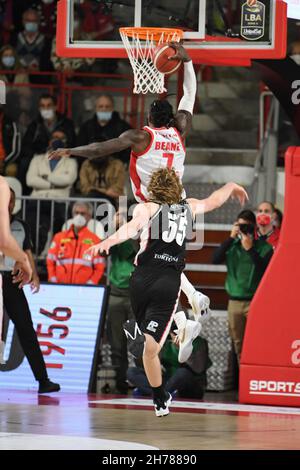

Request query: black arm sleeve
[
  {"left": 247, "top": 246, "right": 273, "bottom": 272},
  {"left": 212, "top": 238, "right": 235, "bottom": 264}
]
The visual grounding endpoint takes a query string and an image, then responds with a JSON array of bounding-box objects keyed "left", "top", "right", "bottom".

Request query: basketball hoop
[{"left": 119, "top": 27, "right": 183, "bottom": 94}]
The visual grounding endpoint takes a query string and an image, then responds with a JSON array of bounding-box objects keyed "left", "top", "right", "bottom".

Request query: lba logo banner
[{"left": 0, "top": 284, "right": 106, "bottom": 392}]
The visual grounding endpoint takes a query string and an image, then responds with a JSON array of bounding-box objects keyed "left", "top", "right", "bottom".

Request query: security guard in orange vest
[{"left": 47, "top": 202, "right": 105, "bottom": 284}]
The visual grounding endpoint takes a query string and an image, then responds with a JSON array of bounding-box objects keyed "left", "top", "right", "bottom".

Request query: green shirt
[
  {"left": 161, "top": 337, "right": 211, "bottom": 378},
  {"left": 225, "top": 238, "right": 273, "bottom": 299},
  {"left": 109, "top": 240, "right": 136, "bottom": 289}
]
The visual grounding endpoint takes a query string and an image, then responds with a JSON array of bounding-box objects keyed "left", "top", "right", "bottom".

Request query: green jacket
[
  {"left": 109, "top": 240, "right": 136, "bottom": 289},
  {"left": 225, "top": 238, "right": 273, "bottom": 299},
  {"left": 161, "top": 337, "right": 211, "bottom": 379}
]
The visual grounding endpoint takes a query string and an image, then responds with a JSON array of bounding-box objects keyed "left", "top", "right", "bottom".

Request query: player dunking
[
  {"left": 49, "top": 42, "right": 210, "bottom": 325},
  {"left": 0, "top": 176, "right": 32, "bottom": 363},
  {"left": 87, "top": 168, "right": 248, "bottom": 416}
]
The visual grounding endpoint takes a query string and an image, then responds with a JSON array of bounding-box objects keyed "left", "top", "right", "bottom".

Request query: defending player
[
  {"left": 87, "top": 168, "right": 248, "bottom": 417},
  {"left": 49, "top": 42, "right": 210, "bottom": 323}
]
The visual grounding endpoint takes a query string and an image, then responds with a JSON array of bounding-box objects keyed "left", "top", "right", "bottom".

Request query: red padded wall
[{"left": 239, "top": 147, "right": 300, "bottom": 407}]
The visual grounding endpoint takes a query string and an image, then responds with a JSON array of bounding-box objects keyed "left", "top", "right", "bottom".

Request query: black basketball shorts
[{"left": 129, "top": 266, "right": 181, "bottom": 346}]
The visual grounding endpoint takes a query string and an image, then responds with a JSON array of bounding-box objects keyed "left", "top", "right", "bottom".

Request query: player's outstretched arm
[
  {"left": 48, "top": 129, "right": 148, "bottom": 161},
  {"left": 86, "top": 203, "right": 157, "bottom": 256},
  {"left": 171, "top": 42, "right": 197, "bottom": 138},
  {"left": 188, "top": 183, "right": 249, "bottom": 216}
]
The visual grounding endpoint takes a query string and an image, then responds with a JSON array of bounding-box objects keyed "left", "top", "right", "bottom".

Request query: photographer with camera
[{"left": 212, "top": 210, "right": 273, "bottom": 363}]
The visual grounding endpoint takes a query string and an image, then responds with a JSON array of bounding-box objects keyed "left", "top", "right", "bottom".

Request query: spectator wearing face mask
[
  {"left": 77, "top": 94, "right": 131, "bottom": 167},
  {"left": 25, "top": 129, "right": 78, "bottom": 254},
  {"left": 256, "top": 201, "right": 281, "bottom": 250},
  {"left": 212, "top": 209, "right": 273, "bottom": 363},
  {"left": 0, "top": 104, "right": 21, "bottom": 177},
  {"left": 19, "top": 94, "right": 76, "bottom": 193},
  {"left": 0, "top": 45, "right": 29, "bottom": 85},
  {"left": 15, "top": 8, "right": 52, "bottom": 83},
  {"left": 0, "top": 45, "right": 31, "bottom": 130},
  {"left": 27, "top": 0, "right": 57, "bottom": 40},
  {"left": 46, "top": 201, "right": 105, "bottom": 285}
]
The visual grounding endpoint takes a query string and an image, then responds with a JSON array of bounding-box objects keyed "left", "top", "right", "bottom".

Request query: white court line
[
  {"left": 0, "top": 433, "right": 158, "bottom": 450},
  {"left": 89, "top": 398, "right": 300, "bottom": 416}
]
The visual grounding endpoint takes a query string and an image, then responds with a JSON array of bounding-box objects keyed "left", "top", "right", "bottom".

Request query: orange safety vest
[{"left": 47, "top": 225, "right": 105, "bottom": 285}]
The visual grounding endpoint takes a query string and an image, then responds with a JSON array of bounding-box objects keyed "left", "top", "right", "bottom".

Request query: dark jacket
[
  {"left": 21, "top": 112, "right": 76, "bottom": 161},
  {"left": 0, "top": 112, "right": 21, "bottom": 164},
  {"left": 77, "top": 112, "right": 131, "bottom": 165}
]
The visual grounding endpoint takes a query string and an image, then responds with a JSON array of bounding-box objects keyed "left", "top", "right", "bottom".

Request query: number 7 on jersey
[{"left": 163, "top": 153, "right": 174, "bottom": 169}]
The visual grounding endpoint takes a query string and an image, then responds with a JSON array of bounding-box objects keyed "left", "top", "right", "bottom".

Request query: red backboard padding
[{"left": 239, "top": 147, "right": 300, "bottom": 407}]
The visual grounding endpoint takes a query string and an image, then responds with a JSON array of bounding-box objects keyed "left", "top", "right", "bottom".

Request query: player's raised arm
[
  {"left": 48, "top": 129, "right": 149, "bottom": 161},
  {"left": 171, "top": 42, "right": 197, "bottom": 138},
  {"left": 188, "top": 183, "right": 249, "bottom": 216}
]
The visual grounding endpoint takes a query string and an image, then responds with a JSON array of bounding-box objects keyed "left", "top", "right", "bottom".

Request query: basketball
[
  {"left": 247, "top": 0, "right": 257, "bottom": 6},
  {"left": 153, "top": 44, "right": 182, "bottom": 75}
]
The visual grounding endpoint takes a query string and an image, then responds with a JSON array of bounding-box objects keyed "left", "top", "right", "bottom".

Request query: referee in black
[{"left": 1, "top": 188, "right": 60, "bottom": 394}]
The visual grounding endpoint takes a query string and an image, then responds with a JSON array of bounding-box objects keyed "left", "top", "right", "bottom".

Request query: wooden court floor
[{"left": 0, "top": 390, "right": 300, "bottom": 450}]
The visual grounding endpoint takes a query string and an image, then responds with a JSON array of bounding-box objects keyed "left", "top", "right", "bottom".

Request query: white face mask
[
  {"left": 73, "top": 214, "right": 87, "bottom": 228},
  {"left": 40, "top": 108, "right": 55, "bottom": 120},
  {"left": 291, "top": 54, "right": 300, "bottom": 66}
]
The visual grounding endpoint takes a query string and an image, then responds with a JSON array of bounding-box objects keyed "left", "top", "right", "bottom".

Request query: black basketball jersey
[{"left": 135, "top": 201, "right": 194, "bottom": 271}]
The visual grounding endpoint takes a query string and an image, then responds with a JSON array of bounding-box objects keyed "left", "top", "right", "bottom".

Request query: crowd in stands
[{"left": 0, "top": 1, "right": 289, "bottom": 396}]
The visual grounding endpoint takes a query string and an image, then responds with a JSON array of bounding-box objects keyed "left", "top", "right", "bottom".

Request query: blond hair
[{"left": 147, "top": 167, "right": 183, "bottom": 205}]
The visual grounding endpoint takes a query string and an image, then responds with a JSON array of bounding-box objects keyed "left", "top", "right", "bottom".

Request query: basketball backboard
[{"left": 56, "top": 0, "right": 287, "bottom": 62}]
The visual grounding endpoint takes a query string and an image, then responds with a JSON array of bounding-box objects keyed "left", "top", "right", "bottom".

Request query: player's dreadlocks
[{"left": 149, "top": 100, "right": 176, "bottom": 128}]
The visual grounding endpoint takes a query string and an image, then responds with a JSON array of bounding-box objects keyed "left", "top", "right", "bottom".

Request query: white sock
[{"left": 180, "top": 273, "right": 196, "bottom": 300}]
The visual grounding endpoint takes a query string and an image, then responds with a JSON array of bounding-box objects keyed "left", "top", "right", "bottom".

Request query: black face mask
[
  {"left": 239, "top": 223, "right": 255, "bottom": 235},
  {"left": 51, "top": 138, "right": 67, "bottom": 150}
]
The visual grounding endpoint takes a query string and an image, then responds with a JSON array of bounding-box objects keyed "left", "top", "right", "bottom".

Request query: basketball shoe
[
  {"left": 173, "top": 311, "right": 202, "bottom": 363},
  {"left": 188, "top": 290, "right": 212, "bottom": 324},
  {"left": 153, "top": 392, "right": 172, "bottom": 417}
]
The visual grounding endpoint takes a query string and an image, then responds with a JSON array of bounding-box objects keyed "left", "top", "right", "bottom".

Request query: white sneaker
[
  {"left": 177, "top": 320, "right": 202, "bottom": 363},
  {"left": 189, "top": 291, "right": 212, "bottom": 324},
  {"left": 153, "top": 392, "right": 172, "bottom": 417}
]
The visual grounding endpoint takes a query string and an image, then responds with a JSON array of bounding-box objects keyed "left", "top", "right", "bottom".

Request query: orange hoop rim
[{"left": 119, "top": 27, "right": 183, "bottom": 42}]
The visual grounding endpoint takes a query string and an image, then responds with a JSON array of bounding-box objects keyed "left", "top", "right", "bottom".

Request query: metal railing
[
  {"left": 16, "top": 195, "right": 115, "bottom": 283},
  {"left": 252, "top": 90, "right": 280, "bottom": 205}
]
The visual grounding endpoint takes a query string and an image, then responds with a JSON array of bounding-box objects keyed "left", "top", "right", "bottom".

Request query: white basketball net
[{"left": 120, "top": 28, "right": 183, "bottom": 94}]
